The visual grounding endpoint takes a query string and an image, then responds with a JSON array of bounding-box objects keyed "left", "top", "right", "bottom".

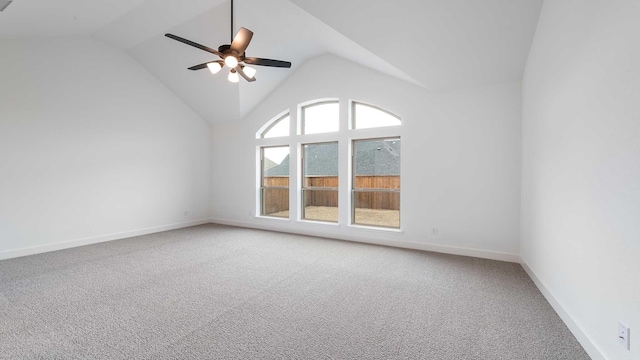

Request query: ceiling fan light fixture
[
  {"left": 207, "top": 62, "right": 222, "bottom": 74},
  {"left": 228, "top": 70, "right": 240, "bottom": 83},
  {"left": 164, "top": 0, "right": 291, "bottom": 84},
  {"left": 224, "top": 56, "right": 238, "bottom": 68},
  {"left": 243, "top": 66, "right": 257, "bottom": 78}
]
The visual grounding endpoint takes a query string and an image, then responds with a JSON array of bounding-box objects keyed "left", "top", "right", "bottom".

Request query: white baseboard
[
  {"left": 0, "top": 219, "right": 211, "bottom": 261},
  {"left": 520, "top": 260, "right": 607, "bottom": 360},
  {"left": 209, "top": 217, "right": 520, "bottom": 263}
]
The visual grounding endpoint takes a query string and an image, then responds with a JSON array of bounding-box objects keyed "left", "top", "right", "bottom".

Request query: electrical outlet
[
  {"left": 618, "top": 322, "right": 630, "bottom": 350},
  {"left": 431, "top": 228, "right": 438, "bottom": 236}
]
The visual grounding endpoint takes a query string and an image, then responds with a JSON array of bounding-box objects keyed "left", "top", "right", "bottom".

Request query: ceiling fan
[{"left": 165, "top": 0, "right": 291, "bottom": 83}]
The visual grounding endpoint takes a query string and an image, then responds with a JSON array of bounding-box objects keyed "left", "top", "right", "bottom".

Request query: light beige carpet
[{"left": 0, "top": 224, "right": 589, "bottom": 359}]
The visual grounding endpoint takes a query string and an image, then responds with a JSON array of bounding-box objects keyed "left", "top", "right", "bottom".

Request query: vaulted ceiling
[{"left": 0, "top": 0, "right": 543, "bottom": 124}]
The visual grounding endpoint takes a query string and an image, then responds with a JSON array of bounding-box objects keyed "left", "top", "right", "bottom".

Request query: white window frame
[
  {"left": 259, "top": 145, "right": 290, "bottom": 218},
  {"left": 256, "top": 98, "right": 403, "bottom": 231},
  {"left": 300, "top": 141, "right": 340, "bottom": 223},
  {"left": 351, "top": 101, "right": 402, "bottom": 130},
  {"left": 351, "top": 137, "right": 401, "bottom": 229}
]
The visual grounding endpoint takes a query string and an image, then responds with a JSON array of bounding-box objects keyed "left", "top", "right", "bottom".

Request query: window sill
[
  {"left": 297, "top": 219, "right": 340, "bottom": 227},
  {"left": 348, "top": 224, "right": 404, "bottom": 234},
  {"left": 255, "top": 215, "right": 291, "bottom": 222}
]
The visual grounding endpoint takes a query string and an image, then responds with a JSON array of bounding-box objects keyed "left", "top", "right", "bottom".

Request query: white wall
[
  {"left": 521, "top": 0, "right": 640, "bottom": 359},
  {"left": 210, "top": 54, "right": 522, "bottom": 261},
  {"left": 0, "top": 37, "right": 211, "bottom": 259}
]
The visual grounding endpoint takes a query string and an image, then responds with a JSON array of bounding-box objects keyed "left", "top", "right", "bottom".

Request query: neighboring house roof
[
  {"left": 263, "top": 157, "right": 278, "bottom": 171},
  {"left": 265, "top": 156, "right": 290, "bottom": 177},
  {"left": 303, "top": 142, "right": 339, "bottom": 177},
  {"left": 264, "top": 139, "right": 400, "bottom": 176},
  {"left": 353, "top": 139, "right": 400, "bottom": 176}
]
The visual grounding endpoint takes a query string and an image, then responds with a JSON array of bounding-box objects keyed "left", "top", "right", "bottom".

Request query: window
[
  {"left": 302, "top": 142, "right": 339, "bottom": 222},
  {"left": 352, "top": 138, "right": 400, "bottom": 228},
  {"left": 260, "top": 113, "right": 289, "bottom": 138},
  {"left": 261, "top": 146, "right": 290, "bottom": 217},
  {"left": 257, "top": 99, "right": 401, "bottom": 230},
  {"left": 352, "top": 102, "right": 401, "bottom": 129},
  {"left": 301, "top": 101, "right": 339, "bottom": 134}
]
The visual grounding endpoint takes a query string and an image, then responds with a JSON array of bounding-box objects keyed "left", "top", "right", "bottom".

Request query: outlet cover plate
[{"left": 618, "top": 322, "right": 630, "bottom": 350}]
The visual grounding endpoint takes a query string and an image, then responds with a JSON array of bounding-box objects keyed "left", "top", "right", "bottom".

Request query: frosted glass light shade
[
  {"left": 207, "top": 62, "right": 222, "bottom": 74},
  {"left": 243, "top": 66, "right": 256, "bottom": 78},
  {"left": 224, "top": 56, "right": 238, "bottom": 68},
  {"left": 228, "top": 71, "right": 239, "bottom": 83}
]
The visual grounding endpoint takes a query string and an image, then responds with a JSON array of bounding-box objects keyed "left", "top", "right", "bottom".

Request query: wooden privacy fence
[
  {"left": 263, "top": 176, "right": 399, "bottom": 214},
  {"left": 262, "top": 187, "right": 289, "bottom": 215}
]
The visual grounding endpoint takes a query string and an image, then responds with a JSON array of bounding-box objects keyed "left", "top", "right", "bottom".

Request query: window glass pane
[
  {"left": 303, "top": 189, "right": 338, "bottom": 222},
  {"left": 262, "top": 146, "right": 289, "bottom": 217},
  {"left": 353, "top": 103, "right": 401, "bottom": 129},
  {"left": 302, "top": 102, "right": 339, "bottom": 134},
  {"left": 303, "top": 142, "right": 338, "bottom": 222},
  {"left": 353, "top": 138, "right": 400, "bottom": 228},
  {"left": 353, "top": 138, "right": 400, "bottom": 188},
  {"left": 262, "top": 115, "right": 290, "bottom": 138},
  {"left": 262, "top": 188, "right": 289, "bottom": 217},
  {"left": 303, "top": 142, "right": 338, "bottom": 180},
  {"left": 263, "top": 146, "right": 290, "bottom": 178},
  {"left": 354, "top": 191, "right": 400, "bottom": 227}
]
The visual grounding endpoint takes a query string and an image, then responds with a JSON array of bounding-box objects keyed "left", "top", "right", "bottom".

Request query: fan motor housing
[{"left": 218, "top": 44, "right": 244, "bottom": 60}]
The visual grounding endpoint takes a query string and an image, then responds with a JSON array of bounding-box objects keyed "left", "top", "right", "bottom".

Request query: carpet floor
[{"left": 0, "top": 224, "right": 589, "bottom": 359}]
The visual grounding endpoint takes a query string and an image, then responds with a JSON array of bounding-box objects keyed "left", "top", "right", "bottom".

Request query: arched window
[
  {"left": 301, "top": 100, "right": 339, "bottom": 134},
  {"left": 258, "top": 112, "right": 290, "bottom": 139},
  {"left": 256, "top": 99, "right": 402, "bottom": 229},
  {"left": 352, "top": 102, "right": 401, "bottom": 129}
]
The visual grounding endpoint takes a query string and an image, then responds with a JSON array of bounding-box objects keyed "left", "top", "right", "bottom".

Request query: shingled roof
[{"left": 264, "top": 139, "right": 400, "bottom": 177}]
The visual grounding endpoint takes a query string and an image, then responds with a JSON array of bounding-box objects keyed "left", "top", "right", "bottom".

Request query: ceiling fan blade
[
  {"left": 230, "top": 27, "right": 253, "bottom": 55},
  {"left": 165, "top": 33, "right": 222, "bottom": 57},
  {"left": 235, "top": 66, "right": 256, "bottom": 82},
  {"left": 244, "top": 57, "right": 292, "bottom": 68},
  {"left": 188, "top": 61, "right": 223, "bottom": 71}
]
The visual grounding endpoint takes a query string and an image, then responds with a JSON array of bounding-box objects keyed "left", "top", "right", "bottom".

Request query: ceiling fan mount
[
  {"left": 218, "top": 45, "right": 232, "bottom": 54},
  {"left": 165, "top": 0, "right": 291, "bottom": 83}
]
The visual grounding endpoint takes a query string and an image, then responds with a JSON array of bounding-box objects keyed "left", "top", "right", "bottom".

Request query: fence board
[{"left": 263, "top": 175, "right": 400, "bottom": 211}]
